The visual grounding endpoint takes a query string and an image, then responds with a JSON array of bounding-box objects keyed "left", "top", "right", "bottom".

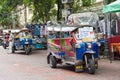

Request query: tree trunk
[{"left": 24, "top": 4, "right": 27, "bottom": 25}]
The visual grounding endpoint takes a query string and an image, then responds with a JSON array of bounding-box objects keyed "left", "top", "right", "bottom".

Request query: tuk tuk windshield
[
  {"left": 48, "top": 31, "right": 71, "bottom": 39},
  {"left": 47, "top": 25, "right": 76, "bottom": 39},
  {"left": 75, "top": 27, "right": 95, "bottom": 42},
  {"left": 15, "top": 31, "right": 32, "bottom": 38}
]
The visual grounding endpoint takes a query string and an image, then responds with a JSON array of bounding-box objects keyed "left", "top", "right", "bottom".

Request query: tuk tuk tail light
[{"left": 75, "top": 44, "right": 81, "bottom": 48}]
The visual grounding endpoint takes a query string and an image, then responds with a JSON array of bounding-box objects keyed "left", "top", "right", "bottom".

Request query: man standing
[{"left": 8, "top": 31, "right": 14, "bottom": 53}]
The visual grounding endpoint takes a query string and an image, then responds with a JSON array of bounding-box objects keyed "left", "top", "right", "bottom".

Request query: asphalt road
[{"left": 0, "top": 46, "right": 120, "bottom": 80}]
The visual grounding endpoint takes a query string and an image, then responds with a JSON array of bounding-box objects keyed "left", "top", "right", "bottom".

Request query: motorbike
[{"left": 2, "top": 34, "right": 9, "bottom": 49}]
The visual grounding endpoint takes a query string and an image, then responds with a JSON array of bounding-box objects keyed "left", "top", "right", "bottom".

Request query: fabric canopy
[
  {"left": 47, "top": 24, "right": 77, "bottom": 32},
  {"left": 102, "top": 0, "right": 120, "bottom": 13}
]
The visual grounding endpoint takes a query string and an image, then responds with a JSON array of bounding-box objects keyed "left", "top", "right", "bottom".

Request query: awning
[{"left": 102, "top": 0, "right": 120, "bottom": 13}]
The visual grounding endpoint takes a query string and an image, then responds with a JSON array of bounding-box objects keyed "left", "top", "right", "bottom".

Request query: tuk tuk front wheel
[
  {"left": 25, "top": 45, "right": 30, "bottom": 55},
  {"left": 49, "top": 55, "right": 57, "bottom": 68},
  {"left": 88, "top": 59, "right": 95, "bottom": 74},
  {"left": 29, "top": 48, "right": 32, "bottom": 53}
]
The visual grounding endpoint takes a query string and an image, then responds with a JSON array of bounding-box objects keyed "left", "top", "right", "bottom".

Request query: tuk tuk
[
  {"left": 32, "top": 35, "right": 47, "bottom": 49},
  {"left": 12, "top": 28, "right": 32, "bottom": 55},
  {"left": 47, "top": 24, "right": 99, "bottom": 74},
  {"left": 26, "top": 24, "right": 47, "bottom": 50}
]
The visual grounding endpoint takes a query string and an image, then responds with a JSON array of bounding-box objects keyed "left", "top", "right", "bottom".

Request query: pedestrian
[{"left": 8, "top": 31, "right": 14, "bottom": 53}]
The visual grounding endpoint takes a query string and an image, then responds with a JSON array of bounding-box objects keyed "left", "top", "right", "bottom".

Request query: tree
[
  {"left": 57, "top": 0, "right": 64, "bottom": 21},
  {"left": 82, "top": 0, "right": 93, "bottom": 7},
  {"left": 70, "top": 0, "right": 82, "bottom": 13},
  {"left": 0, "top": 0, "right": 96, "bottom": 27},
  {"left": 0, "top": 0, "right": 23, "bottom": 28},
  {"left": 0, "top": 0, "right": 57, "bottom": 24},
  {"left": 32, "top": 0, "right": 56, "bottom": 23},
  {"left": 70, "top": 0, "right": 95, "bottom": 13},
  {"left": 23, "top": 0, "right": 33, "bottom": 24}
]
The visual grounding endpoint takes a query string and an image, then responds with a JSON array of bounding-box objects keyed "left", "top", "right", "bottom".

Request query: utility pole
[
  {"left": 103, "top": 0, "right": 112, "bottom": 62},
  {"left": 12, "top": 11, "right": 15, "bottom": 29},
  {"left": 61, "top": 0, "right": 72, "bottom": 23},
  {"left": 24, "top": 4, "right": 27, "bottom": 27}
]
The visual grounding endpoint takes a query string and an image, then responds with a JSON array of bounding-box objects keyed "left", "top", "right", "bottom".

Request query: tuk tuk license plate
[{"left": 25, "top": 42, "right": 29, "bottom": 44}]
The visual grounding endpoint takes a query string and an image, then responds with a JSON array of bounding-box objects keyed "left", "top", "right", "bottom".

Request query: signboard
[
  {"left": 62, "top": 9, "right": 72, "bottom": 17},
  {"left": 79, "top": 27, "right": 95, "bottom": 42}
]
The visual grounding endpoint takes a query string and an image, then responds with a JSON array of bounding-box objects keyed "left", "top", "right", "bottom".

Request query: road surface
[{"left": 0, "top": 46, "right": 120, "bottom": 80}]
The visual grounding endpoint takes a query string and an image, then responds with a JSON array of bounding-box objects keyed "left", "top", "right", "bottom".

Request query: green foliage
[
  {"left": 0, "top": 0, "right": 97, "bottom": 27},
  {"left": 71, "top": 0, "right": 82, "bottom": 13},
  {"left": 32, "top": 0, "right": 56, "bottom": 22},
  {"left": 23, "top": 0, "right": 32, "bottom": 4},
  {"left": 0, "top": 0, "right": 24, "bottom": 28},
  {"left": 82, "top": 0, "right": 92, "bottom": 7},
  {"left": 0, "top": 0, "right": 57, "bottom": 27},
  {"left": 71, "top": 0, "right": 95, "bottom": 13}
]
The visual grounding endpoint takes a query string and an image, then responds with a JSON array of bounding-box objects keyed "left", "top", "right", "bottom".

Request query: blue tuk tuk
[
  {"left": 12, "top": 28, "right": 32, "bottom": 55},
  {"left": 47, "top": 12, "right": 100, "bottom": 74}
]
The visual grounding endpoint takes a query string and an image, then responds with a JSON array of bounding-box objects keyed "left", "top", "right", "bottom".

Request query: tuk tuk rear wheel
[
  {"left": 12, "top": 46, "right": 15, "bottom": 53},
  {"left": 88, "top": 59, "right": 95, "bottom": 74},
  {"left": 49, "top": 55, "right": 57, "bottom": 68},
  {"left": 3, "top": 44, "right": 6, "bottom": 49}
]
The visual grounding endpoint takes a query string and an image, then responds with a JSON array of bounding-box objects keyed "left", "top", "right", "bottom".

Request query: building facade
[{"left": 16, "top": 5, "right": 33, "bottom": 28}]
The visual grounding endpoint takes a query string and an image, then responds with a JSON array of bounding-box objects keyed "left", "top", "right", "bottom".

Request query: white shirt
[{"left": 9, "top": 33, "right": 14, "bottom": 42}]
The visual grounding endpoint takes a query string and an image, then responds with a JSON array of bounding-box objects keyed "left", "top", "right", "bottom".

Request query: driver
[
  {"left": 22, "top": 30, "right": 32, "bottom": 38},
  {"left": 74, "top": 30, "right": 80, "bottom": 39},
  {"left": 73, "top": 29, "right": 82, "bottom": 43}
]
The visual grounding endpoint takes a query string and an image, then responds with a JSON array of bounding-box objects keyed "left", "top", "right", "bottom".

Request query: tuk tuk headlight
[
  {"left": 97, "top": 42, "right": 101, "bottom": 46},
  {"left": 26, "top": 38, "right": 28, "bottom": 41},
  {"left": 75, "top": 44, "right": 80, "bottom": 48},
  {"left": 87, "top": 43, "right": 92, "bottom": 49}
]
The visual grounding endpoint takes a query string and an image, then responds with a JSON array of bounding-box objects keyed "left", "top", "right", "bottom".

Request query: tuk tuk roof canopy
[
  {"left": 67, "top": 12, "right": 99, "bottom": 27},
  {"left": 47, "top": 24, "right": 77, "bottom": 32},
  {"left": 3, "top": 29, "right": 20, "bottom": 33},
  {"left": 47, "top": 23, "right": 95, "bottom": 32},
  {"left": 21, "top": 28, "right": 29, "bottom": 31},
  {"left": 102, "top": 0, "right": 120, "bottom": 13}
]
